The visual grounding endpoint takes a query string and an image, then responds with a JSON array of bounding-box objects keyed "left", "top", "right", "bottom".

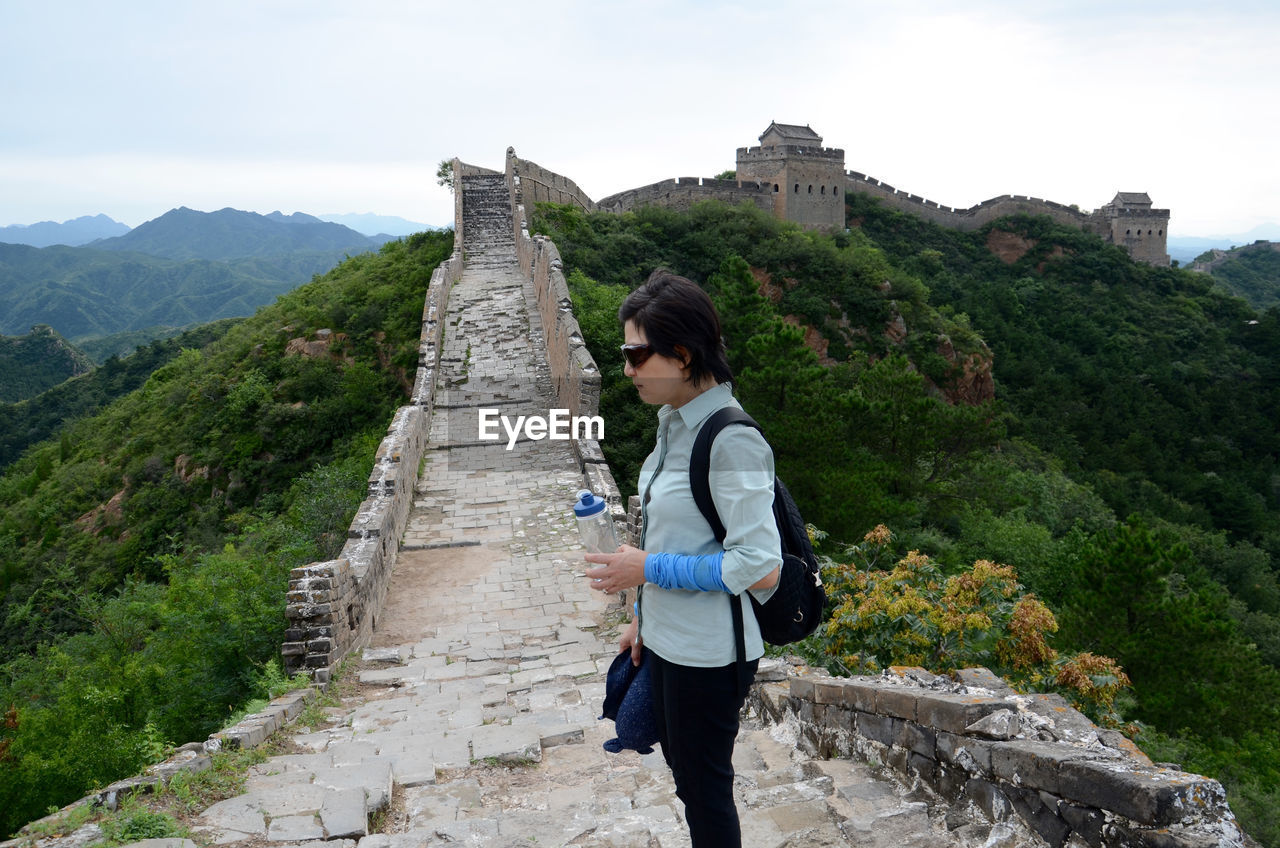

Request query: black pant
[{"left": 648, "top": 649, "right": 758, "bottom": 848}]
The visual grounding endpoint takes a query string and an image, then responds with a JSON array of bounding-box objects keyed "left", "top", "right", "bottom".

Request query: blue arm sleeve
[{"left": 644, "top": 551, "right": 729, "bottom": 592}]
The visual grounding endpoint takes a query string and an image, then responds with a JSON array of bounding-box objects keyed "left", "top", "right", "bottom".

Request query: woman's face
[{"left": 623, "top": 320, "right": 696, "bottom": 408}]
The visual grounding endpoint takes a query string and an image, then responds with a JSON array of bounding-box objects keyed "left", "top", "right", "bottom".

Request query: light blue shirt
[{"left": 637, "top": 382, "right": 781, "bottom": 667}]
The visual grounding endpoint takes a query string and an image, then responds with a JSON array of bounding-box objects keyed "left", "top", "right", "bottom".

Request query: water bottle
[{"left": 573, "top": 489, "right": 618, "bottom": 554}]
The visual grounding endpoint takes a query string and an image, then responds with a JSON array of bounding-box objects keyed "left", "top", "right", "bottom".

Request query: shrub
[{"left": 815, "top": 524, "right": 1130, "bottom": 726}]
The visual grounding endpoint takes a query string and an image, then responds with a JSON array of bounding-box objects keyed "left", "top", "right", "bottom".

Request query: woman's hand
[
  {"left": 584, "top": 544, "right": 647, "bottom": 595},
  {"left": 619, "top": 616, "right": 642, "bottom": 666}
]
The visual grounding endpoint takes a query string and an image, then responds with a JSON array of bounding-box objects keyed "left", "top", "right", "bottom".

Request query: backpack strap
[
  {"left": 690, "top": 406, "right": 763, "bottom": 696},
  {"left": 689, "top": 406, "right": 761, "bottom": 545}
]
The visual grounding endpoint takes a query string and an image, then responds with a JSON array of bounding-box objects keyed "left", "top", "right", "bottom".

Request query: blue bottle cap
[{"left": 573, "top": 490, "right": 606, "bottom": 518}]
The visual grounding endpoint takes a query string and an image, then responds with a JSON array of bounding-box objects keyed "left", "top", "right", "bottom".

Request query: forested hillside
[
  {"left": 533, "top": 199, "right": 1280, "bottom": 844},
  {"left": 0, "top": 241, "right": 349, "bottom": 343},
  {"left": 0, "top": 208, "right": 389, "bottom": 364},
  {"left": 1191, "top": 240, "right": 1280, "bottom": 311},
  {"left": 0, "top": 230, "right": 453, "bottom": 836},
  {"left": 0, "top": 321, "right": 239, "bottom": 468},
  {"left": 0, "top": 325, "right": 95, "bottom": 403}
]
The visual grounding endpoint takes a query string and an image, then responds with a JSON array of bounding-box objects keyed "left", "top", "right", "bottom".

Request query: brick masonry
[{"left": 751, "top": 667, "right": 1245, "bottom": 848}]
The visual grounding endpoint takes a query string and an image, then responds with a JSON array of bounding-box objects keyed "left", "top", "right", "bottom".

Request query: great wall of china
[{"left": 4, "top": 143, "right": 1247, "bottom": 848}]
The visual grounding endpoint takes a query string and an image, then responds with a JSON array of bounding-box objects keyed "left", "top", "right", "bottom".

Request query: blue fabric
[
  {"left": 644, "top": 551, "right": 728, "bottom": 592},
  {"left": 600, "top": 650, "right": 657, "bottom": 754}
]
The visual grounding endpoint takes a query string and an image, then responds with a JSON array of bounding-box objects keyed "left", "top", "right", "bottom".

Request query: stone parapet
[
  {"left": 507, "top": 147, "right": 625, "bottom": 542},
  {"left": 597, "top": 176, "right": 773, "bottom": 215},
  {"left": 738, "top": 144, "right": 845, "bottom": 161},
  {"left": 752, "top": 666, "right": 1246, "bottom": 848},
  {"left": 283, "top": 240, "right": 462, "bottom": 682}
]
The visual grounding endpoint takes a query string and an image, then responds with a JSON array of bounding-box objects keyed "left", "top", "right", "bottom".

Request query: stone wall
[
  {"left": 591, "top": 174, "right": 768, "bottom": 216},
  {"left": 597, "top": 176, "right": 774, "bottom": 216},
  {"left": 846, "top": 171, "right": 1095, "bottom": 233},
  {"left": 453, "top": 158, "right": 502, "bottom": 252},
  {"left": 752, "top": 665, "right": 1247, "bottom": 848},
  {"left": 845, "top": 170, "right": 1171, "bottom": 266},
  {"left": 506, "top": 148, "right": 626, "bottom": 539},
  {"left": 507, "top": 148, "right": 597, "bottom": 212},
  {"left": 282, "top": 244, "right": 464, "bottom": 682}
]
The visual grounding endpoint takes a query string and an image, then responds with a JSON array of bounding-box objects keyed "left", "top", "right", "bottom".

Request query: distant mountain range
[
  {"left": 1167, "top": 223, "right": 1280, "bottom": 264},
  {"left": 0, "top": 214, "right": 131, "bottom": 247},
  {"left": 0, "top": 210, "right": 436, "bottom": 248},
  {"left": 317, "top": 212, "right": 434, "bottom": 237},
  {"left": 0, "top": 207, "right": 417, "bottom": 369},
  {"left": 91, "top": 207, "right": 385, "bottom": 261}
]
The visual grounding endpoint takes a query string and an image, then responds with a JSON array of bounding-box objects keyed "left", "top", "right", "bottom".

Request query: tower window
[
  {"left": 773, "top": 184, "right": 779, "bottom": 192},
  {"left": 821, "top": 186, "right": 826, "bottom": 194},
  {"left": 794, "top": 184, "right": 799, "bottom": 193},
  {"left": 807, "top": 185, "right": 812, "bottom": 194}
]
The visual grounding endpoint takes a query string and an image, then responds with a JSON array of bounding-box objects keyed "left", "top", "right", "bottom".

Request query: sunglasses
[{"left": 620, "top": 343, "right": 655, "bottom": 368}]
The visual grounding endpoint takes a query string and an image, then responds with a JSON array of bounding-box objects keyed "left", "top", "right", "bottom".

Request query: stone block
[
  {"left": 1059, "top": 802, "right": 1105, "bottom": 847},
  {"left": 855, "top": 711, "right": 901, "bottom": 747},
  {"left": 471, "top": 724, "right": 543, "bottom": 764},
  {"left": 835, "top": 677, "right": 881, "bottom": 712},
  {"left": 935, "top": 763, "right": 967, "bottom": 801},
  {"left": 875, "top": 687, "right": 919, "bottom": 721},
  {"left": 965, "top": 777, "right": 1015, "bottom": 822},
  {"left": 898, "top": 720, "right": 936, "bottom": 758},
  {"left": 1057, "top": 761, "right": 1228, "bottom": 827},
  {"left": 916, "top": 691, "right": 1016, "bottom": 735},
  {"left": 936, "top": 731, "right": 994, "bottom": 774},
  {"left": 320, "top": 787, "right": 369, "bottom": 839},
  {"left": 907, "top": 752, "right": 937, "bottom": 782},
  {"left": 812, "top": 678, "right": 847, "bottom": 705},
  {"left": 1007, "top": 785, "right": 1071, "bottom": 848},
  {"left": 789, "top": 676, "right": 817, "bottom": 701},
  {"left": 991, "top": 739, "right": 1083, "bottom": 795}
]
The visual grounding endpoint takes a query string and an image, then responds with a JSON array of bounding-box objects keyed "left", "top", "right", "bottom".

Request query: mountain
[
  {"left": 1189, "top": 240, "right": 1280, "bottom": 310},
  {"left": 0, "top": 214, "right": 131, "bottom": 248},
  {"left": 0, "top": 325, "right": 96, "bottom": 403},
  {"left": 91, "top": 206, "right": 385, "bottom": 261},
  {"left": 1168, "top": 222, "right": 1280, "bottom": 265},
  {"left": 318, "top": 212, "right": 433, "bottom": 236},
  {"left": 0, "top": 241, "right": 342, "bottom": 342},
  {"left": 0, "top": 320, "right": 238, "bottom": 468},
  {"left": 0, "top": 207, "right": 399, "bottom": 348}
]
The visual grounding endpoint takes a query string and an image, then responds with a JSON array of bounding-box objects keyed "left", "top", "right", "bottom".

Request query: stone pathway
[{"left": 187, "top": 174, "right": 1025, "bottom": 848}]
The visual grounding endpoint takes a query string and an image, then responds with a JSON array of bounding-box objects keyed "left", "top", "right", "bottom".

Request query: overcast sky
[{"left": 2, "top": 0, "right": 1276, "bottom": 237}]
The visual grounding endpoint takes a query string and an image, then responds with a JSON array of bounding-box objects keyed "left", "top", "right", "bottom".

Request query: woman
[{"left": 585, "top": 269, "right": 780, "bottom": 848}]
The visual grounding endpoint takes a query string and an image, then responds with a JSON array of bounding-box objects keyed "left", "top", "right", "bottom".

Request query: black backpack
[{"left": 689, "top": 407, "right": 826, "bottom": 669}]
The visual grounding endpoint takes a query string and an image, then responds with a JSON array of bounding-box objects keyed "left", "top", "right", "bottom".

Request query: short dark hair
[{"left": 618, "top": 269, "right": 733, "bottom": 386}]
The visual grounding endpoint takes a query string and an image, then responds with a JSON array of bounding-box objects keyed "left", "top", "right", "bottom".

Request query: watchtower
[
  {"left": 736, "top": 122, "right": 845, "bottom": 230},
  {"left": 1097, "top": 192, "right": 1170, "bottom": 266}
]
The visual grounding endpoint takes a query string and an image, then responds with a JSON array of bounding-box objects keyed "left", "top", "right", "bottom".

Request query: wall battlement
[
  {"left": 737, "top": 144, "right": 846, "bottom": 162},
  {"left": 597, "top": 175, "right": 774, "bottom": 216}
]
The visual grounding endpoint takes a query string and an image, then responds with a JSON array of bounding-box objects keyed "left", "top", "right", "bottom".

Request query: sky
[{"left": 2, "top": 0, "right": 1277, "bottom": 238}]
